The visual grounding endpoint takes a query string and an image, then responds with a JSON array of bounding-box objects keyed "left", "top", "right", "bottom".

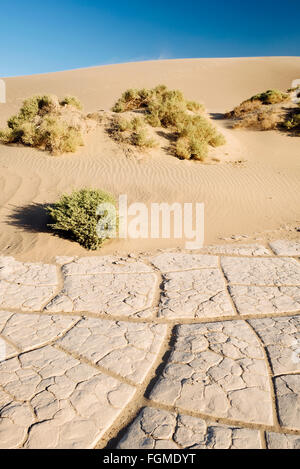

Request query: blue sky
[{"left": 0, "top": 0, "right": 299, "bottom": 76}]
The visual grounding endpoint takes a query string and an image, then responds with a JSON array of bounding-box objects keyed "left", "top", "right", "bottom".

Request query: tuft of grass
[
  {"left": 0, "top": 94, "right": 88, "bottom": 154},
  {"left": 47, "top": 188, "right": 118, "bottom": 250}
]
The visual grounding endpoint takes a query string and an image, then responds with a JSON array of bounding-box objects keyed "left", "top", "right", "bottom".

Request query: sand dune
[{"left": 0, "top": 57, "right": 299, "bottom": 261}]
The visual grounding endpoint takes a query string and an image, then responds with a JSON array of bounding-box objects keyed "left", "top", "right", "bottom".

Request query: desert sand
[{"left": 0, "top": 56, "right": 299, "bottom": 261}]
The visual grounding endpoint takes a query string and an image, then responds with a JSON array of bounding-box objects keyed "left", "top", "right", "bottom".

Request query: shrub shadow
[
  {"left": 6, "top": 202, "right": 53, "bottom": 234},
  {"left": 209, "top": 112, "right": 225, "bottom": 120}
]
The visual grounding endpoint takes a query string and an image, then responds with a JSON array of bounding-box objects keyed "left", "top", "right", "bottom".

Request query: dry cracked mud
[{"left": 0, "top": 240, "right": 299, "bottom": 449}]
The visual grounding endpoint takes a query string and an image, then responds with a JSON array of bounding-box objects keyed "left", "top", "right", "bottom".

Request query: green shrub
[
  {"left": 37, "top": 116, "right": 84, "bottom": 153},
  {"left": 250, "top": 89, "right": 289, "bottom": 105},
  {"left": 174, "top": 114, "right": 225, "bottom": 159},
  {"left": 146, "top": 90, "right": 187, "bottom": 128},
  {"left": 131, "top": 129, "right": 157, "bottom": 148},
  {"left": 0, "top": 94, "right": 86, "bottom": 154},
  {"left": 112, "top": 85, "right": 204, "bottom": 122},
  {"left": 112, "top": 88, "right": 154, "bottom": 112},
  {"left": 175, "top": 136, "right": 208, "bottom": 161},
  {"left": 112, "top": 85, "right": 225, "bottom": 161},
  {"left": 47, "top": 188, "right": 118, "bottom": 250},
  {"left": 186, "top": 100, "right": 205, "bottom": 112},
  {"left": 115, "top": 116, "right": 144, "bottom": 132},
  {"left": 109, "top": 115, "right": 157, "bottom": 148},
  {"left": 60, "top": 95, "right": 83, "bottom": 110},
  {"left": 282, "top": 104, "right": 300, "bottom": 134},
  {"left": 225, "top": 88, "right": 291, "bottom": 130},
  {"left": 226, "top": 89, "right": 289, "bottom": 119}
]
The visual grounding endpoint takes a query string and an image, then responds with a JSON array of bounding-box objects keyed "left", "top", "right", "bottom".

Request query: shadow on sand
[
  {"left": 6, "top": 202, "right": 54, "bottom": 234},
  {"left": 209, "top": 112, "right": 225, "bottom": 120}
]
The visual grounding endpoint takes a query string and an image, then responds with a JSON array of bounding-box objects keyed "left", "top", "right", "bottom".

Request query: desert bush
[
  {"left": 146, "top": 90, "right": 188, "bottom": 128},
  {"left": 186, "top": 100, "right": 205, "bottom": 112},
  {"left": 47, "top": 188, "right": 118, "bottom": 250},
  {"left": 109, "top": 115, "right": 157, "bottom": 148},
  {"left": 282, "top": 104, "right": 300, "bottom": 134},
  {"left": 112, "top": 88, "right": 154, "bottom": 112},
  {"left": 175, "top": 136, "right": 208, "bottom": 161},
  {"left": 37, "top": 116, "right": 84, "bottom": 153},
  {"left": 0, "top": 94, "right": 89, "bottom": 154},
  {"left": 226, "top": 89, "right": 289, "bottom": 120},
  {"left": 232, "top": 109, "right": 281, "bottom": 130},
  {"left": 112, "top": 85, "right": 204, "bottom": 121},
  {"left": 112, "top": 85, "right": 225, "bottom": 161},
  {"left": 60, "top": 96, "right": 83, "bottom": 110},
  {"left": 225, "top": 88, "right": 292, "bottom": 131},
  {"left": 174, "top": 114, "right": 225, "bottom": 160},
  {"left": 130, "top": 129, "right": 157, "bottom": 148},
  {"left": 225, "top": 99, "right": 262, "bottom": 119},
  {"left": 287, "top": 86, "right": 300, "bottom": 93},
  {"left": 250, "top": 89, "right": 289, "bottom": 105}
]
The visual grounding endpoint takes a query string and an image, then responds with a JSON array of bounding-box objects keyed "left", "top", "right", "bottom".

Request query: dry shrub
[
  {"left": 112, "top": 85, "right": 224, "bottom": 161},
  {"left": 59, "top": 96, "right": 83, "bottom": 110},
  {"left": 109, "top": 115, "right": 157, "bottom": 148},
  {"left": 225, "top": 88, "right": 293, "bottom": 131},
  {"left": 112, "top": 87, "right": 159, "bottom": 112},
  {"left": 233, "top": 109, "right": 282, "bottom": 131},
  {"left": 250, "top": 89, "right": 289, "bottom": 105},
  {"left": 131, "top": 129, "right": 157, "bottom": 148},
  {"left": 225, "top": 99, "right": 262, "bottom": 119},
  {"left": 0, "top": 95, "right": 94, "bottom": 154},
  {"left": 282, "top": 104, "right": 300, "bottom": 135},
  {"left": 112, "top": 85, "right": 204, "bottom": 122},
  {"left": 175, "top": 114, "right": 226, "bottom": 160}
]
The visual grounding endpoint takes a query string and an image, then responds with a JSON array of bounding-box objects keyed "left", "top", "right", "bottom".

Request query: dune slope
[{"left": 0, "top": 57, "right": 299, "bottom": 261}]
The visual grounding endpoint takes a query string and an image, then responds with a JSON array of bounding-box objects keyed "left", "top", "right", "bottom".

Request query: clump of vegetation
[
  {"left": 287, "top": 85, "right": 300, "bottom": 93},
  {"left": 59, "top": 95, "right": 83, "bottom": 110},
  {"left": 113, "top": 85, "right": 204, "bottom": 123},
  {"left": 186, "top": 100, "right": 204, "bottom": 112},
  {"left": 112, "top": 87, "right": 156, "bottom": 112},
  {"left": 282, "top": 104, "right": 300, "bottom": 135},
  {"left": 47, "top": 188, "right": 118, "bottom": 250},
  {"left": 112, "top": 85, "right": 224, "bottom": 161},
  {"left": 175, "top": 114, "right": 226, "bottom": 160},
  {"left": 250, "top": 89, "right": 289, "bottom": 105},
  {"left": 224, "top": 87, "right": 299, "bottom": 132},
  {"left": 110, "top": 115, "right": 157, "bottom": 148},
  {"left": 0, "top": 94, "right": 93, "bottom": 154},
  {"left": 232, "top": 109, "right": 282, "bottom": 131},
  {"left": 225, "top": 89, "right": 289, "bottom": 120},
  {"left": 225, "top": 99, "right": 262, "bottom": 119}
]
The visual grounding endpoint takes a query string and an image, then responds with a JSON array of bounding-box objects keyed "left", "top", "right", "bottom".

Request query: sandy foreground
[{"left": 0, "top": 57, "right": 299, "bottom": 262}]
